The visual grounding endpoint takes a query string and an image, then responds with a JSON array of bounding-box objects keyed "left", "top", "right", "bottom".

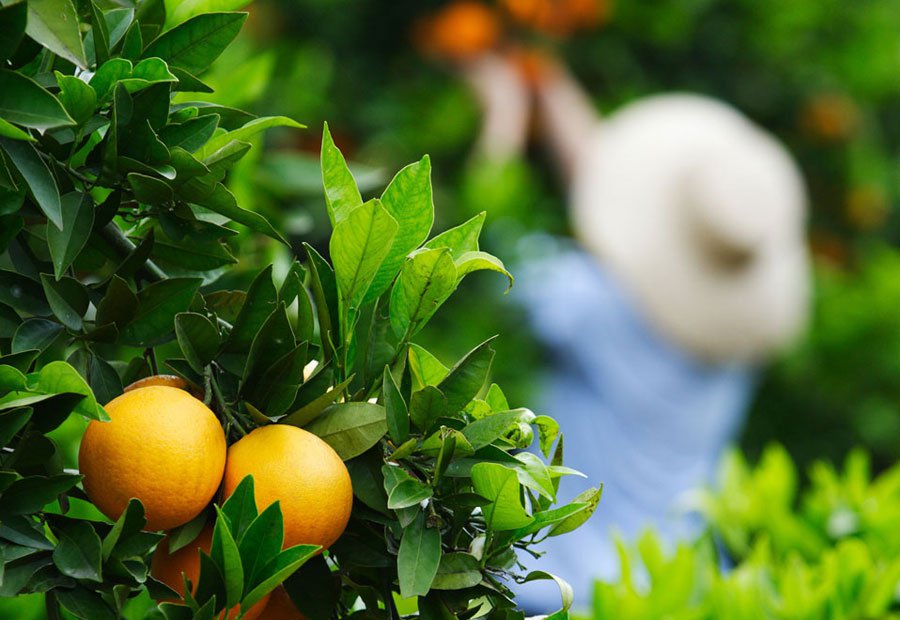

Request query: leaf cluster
[{"left": 0, "top": 1, "right": 596, "bottom": 617}]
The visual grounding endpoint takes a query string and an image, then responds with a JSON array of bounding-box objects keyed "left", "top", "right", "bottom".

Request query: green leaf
[
  {"left": 0, "top": 364, "right": 27, "bottom": 392},
  {"left": 56, "top": 587, "right": 115, "bottom": 620},
  {"left": 175, "top": 312, "right": 219, "bottom": 373},
  {"left": 364, "top": 156, "right": 434, "bottom": 302},
  {"left": 143, "top": 12, "right": 248, "bottom": 75},
  {"left": 128, "top": 172, "right": 174, "bottom": 204},
  {"left": 120, "top": 277, "right": 202, "bottom": 346},
  {"left": 438, "top": 338, "right": 495, "bottom": 412},
  {"left": 89, "top": 58, "right": 132, "bottom": 101},
  {"left": 26, "top": 0, "right": 88, "bottom": 69},
  {"left": 101, "top": 499, "right": 147, "bottom": 560},
  {"left": 397, "top": 511, "right": 441, "bottom": 598},
  {"left": 330, "top": 199, "right": 398, "bottom": 310},
  {"left": 382, "top": 464, "right": 433, "bottom": 510},
  {"left": 409, "top": 386, "right": 449, "bottom": 433},
  {"left": 0, "top": 137, "right": 61, "bottom": 229},
  {"left": 280, "top": 375, "right": 353, "bottom": 428},
  {"left": 522, "top": 571, "right": 573, "bottom": 616},
  {"left": 210, "top": 508, "right": 244, "bottom": 608},
  {"left": 389, "top": 248, "right": 457, "bottom": 340},
  {"left": 320, "top": 122, "right": 362, "bottom": 226},
  {"left": 0, "top": 119, "right": 32, "bottom": 142},
  {"left": 512, "top": 502, "right": 591, "bottom": 539},
  {"left": 40, "top": 274, "right": 88, "bottom": 331},
  {"left": 241, "top": 543, "right": 320, "bottom": 609},
  {"left": 12, "top": 318, "right": 63, "bottom": 353},
  {"left": 431, "top": 552, "right": 481, "bottom": 590},
  {"left": 408, "top": 345, "right": 450, "bottom": 390},
  {"left": 195, "top": 115, "right": 303, "bottom": 159},
  {"left": 383, "top": 365, "right": 409, "bottom": 443},
  {"left": 237, "top": 502, "right": 283, "bottom": 589},
  {"left": 0, "top": 69, "right": 74, "bottom": 131},
  {"left": 160, "top": 114, "right": 219, "bottom": 152},
  {"left": 305, "top": 402, "right": 388, "bottom": 460},
  {"left": 191, "top": 182, "right": 286, "bottom": 243},
  {"left": 461, "top": 408, "right": 534, "bottom": 451},
  {"left": 220, "top": 475, "right": 257, "bottom": 542},
  {"left": 53, "top": 521, "right": 102, "bottom": 582},
  {"left": 47, "top": 191, "right": 94, "bottom": 279},
  {"left": 513, "top": 452, "right": 555, "bottom": 501},
  {"left": 164, "top": 0, "right": 251, "bottom": 28},
  {"left": 89, "top": 0, "right": 110, "bottom": 65},
  {"left": 54, "top": 73, "right": 97, "bottom": 127},
  {"left": 35, "top": 360, "right": 107, "bottom": 420},
  {"left": 455, "top": 251, "right": 513, "bottom": 290},
  {"left": 471, "top": 463, "right": 532, "bottom": 531},
  {"left": 0, "top": 2, "right": 27, "bottom": 62},
  {"left": 0, "top": 474, "right": 82, "bottom": 515},
  {"left": 241, "top": 302, "right": 295, "bottom": 383},
  {"left": 424, "top": 212, "right": 485, "bottom": 259},
  {"left": 548, "top": 486, "right": 602, "bottom": 537},
  {"left": 222, "top": 266, "right": 276, "bottom": 354},
  {"left": 534, "top": 415, "right": 559, "bottom": 458},
  {"left": 166, "top": 511, "right": 207, "bottom": 554},
  {"left": 95, "top": 275, "right": 138, "bottom": 328}
]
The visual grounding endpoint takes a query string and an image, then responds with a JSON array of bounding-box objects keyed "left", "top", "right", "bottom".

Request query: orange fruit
[
  {"left": 414, "top": 1, "right": 501, "bottom": 60},
  {"left": 79, "top": 386, "right": 226, "bottom": 531},
  {"left": 259, "top": 586, "right": 307, "bottom": 619},
  {"left": 222, "top": 425, "right": 353, "bottom": 550},
  {"left": 151, "top": 524, "right": 270, "bottom": 619}
]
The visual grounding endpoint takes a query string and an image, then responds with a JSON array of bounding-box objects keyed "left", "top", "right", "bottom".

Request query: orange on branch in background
[{"left": 414, "top": 1, "right": 502, "bottom": 60}]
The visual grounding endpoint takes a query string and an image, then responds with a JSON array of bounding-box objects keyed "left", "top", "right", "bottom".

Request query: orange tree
[{"left": 0, "top": 1, "right": 599, "bottom": 618}]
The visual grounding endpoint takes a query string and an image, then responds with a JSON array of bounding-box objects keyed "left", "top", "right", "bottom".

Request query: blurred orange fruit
[
  {"left": 800, "top": 93, "right": 860, "bottom": 142},
  {"left": 222, "top": 425, "right": 353, "bottom": 550},
  {"left": 79, "top": 386, "right": 226, "bottom": 531},
  {"left": 502, "top": 0, "right": 609, "bottom": 36},
  {"left": 259, "top": 586, "right": 307, "bottom": 619},
  {"left": 151, "top": 524, "right": 270, "bottom": 619},
  {"left": 414, "top": 1, "right": 502, "bottom": 60}
]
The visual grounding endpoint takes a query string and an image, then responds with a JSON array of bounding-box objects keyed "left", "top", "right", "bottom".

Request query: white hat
[{"left": 570, "top": 94, "right": 810, "bottom": 362}]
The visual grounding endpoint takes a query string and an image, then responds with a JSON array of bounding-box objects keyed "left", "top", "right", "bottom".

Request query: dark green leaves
[
  {"left": 53, "top": 521, "right": 103, "bottom": 582},
  {"left": 397, "top": 511, "right": 441, "bottom": 598},
  {"left": 143, "top": 12, "right": 247, "bottom": 74},
  {"left": 471, "top": 463, "right": 533, "bottom": 531},
  {"left": 26, "top": 0, "right": 87, "bottom": 68},
  {"left": 383, "top": 366, "right": 409, "bottom": 443},
  {"left": 0, "top": 2, "right": 27, "bottom": 62},
  {"left": 0, "top": 70, "right": 74, "bottom": 131},
  {"left": 0, "top": 138, "right": 61, "bottom": 229},
  {"left": 47, "top": 192, "right": 94, "bottom": 279},
  {"left": 120, "top": 278, "right": 202, "bottom": 346},
  {"left": 175, "top": 312, "right": 219, "bottom": 373}
]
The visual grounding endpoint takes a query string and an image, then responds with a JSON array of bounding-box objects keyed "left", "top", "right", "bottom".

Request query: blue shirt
[{"left": 510, "top": 237, "right": 754, "bottom": 612}]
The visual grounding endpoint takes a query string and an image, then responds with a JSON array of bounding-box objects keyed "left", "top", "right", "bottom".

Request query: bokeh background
[{"left": 215, "top": 0, "right": 900, "bottom": 471}]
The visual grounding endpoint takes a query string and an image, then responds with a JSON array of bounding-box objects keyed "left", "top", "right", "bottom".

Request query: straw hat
[{"left": 569, "top": 94, "right": 810, "bottom": 362}]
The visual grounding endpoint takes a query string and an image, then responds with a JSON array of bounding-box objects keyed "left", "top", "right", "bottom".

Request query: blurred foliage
[
  {"left": 745, "top": 247, "right": 900, "bottom": 472},
  {"left": 590, "top": 445, "right": 900, "bottom": 618}
]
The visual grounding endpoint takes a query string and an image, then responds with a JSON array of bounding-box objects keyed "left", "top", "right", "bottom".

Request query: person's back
[{"left": 512, "top": 238, "right": 753, "bottom": 610}]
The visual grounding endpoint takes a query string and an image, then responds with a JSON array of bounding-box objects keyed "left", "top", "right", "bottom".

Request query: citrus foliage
[
  {"left": 0, "top": 1, "right": 594, "bottom": 618},
  {"left": 591, "top": 446, "right": 900, "bottom": 619}
]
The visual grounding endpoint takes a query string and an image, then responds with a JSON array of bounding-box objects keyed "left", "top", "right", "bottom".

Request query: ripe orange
[
  {"left": 414, "top": 1, "right": 501, "bottom": 60},
  {"left": 79, "top": 386, "right": 226, "bottom": 531},
  {"left": 151, "top": 524, "right": 270, "bottom": 619},
  {"left": 222, "top": 425, "right": 353, "bottom": 550},
  {"left": 259, "top": 586, "right": 307, "bottom": 619}
]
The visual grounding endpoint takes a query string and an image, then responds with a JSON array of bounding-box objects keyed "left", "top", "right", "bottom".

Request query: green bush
[
  {"left": 0, "top": 1, "right": 596, "bottom": 618},
  {"left": 591, "top": 445, "right": 900, "bottom": 619}
]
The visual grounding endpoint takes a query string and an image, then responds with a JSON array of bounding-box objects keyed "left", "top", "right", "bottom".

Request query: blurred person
[{"left": 462, "top": 51, "right": 811, "bottom": 610}]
